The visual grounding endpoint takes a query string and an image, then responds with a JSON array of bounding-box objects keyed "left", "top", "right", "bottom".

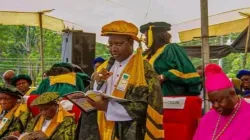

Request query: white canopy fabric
[{"left": 1, "top": 0, "right": 250, "bottom": 43}]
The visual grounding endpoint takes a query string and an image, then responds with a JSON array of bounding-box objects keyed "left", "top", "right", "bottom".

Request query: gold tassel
[
  {"left": 139, "top": 34, "right": 143, "bottom": 49},
  {"left": 130, "top": 43, "right": 147, "bottom": 87},
  {"left": 147, "top": 26, "right": 153, "bottom": 48}
]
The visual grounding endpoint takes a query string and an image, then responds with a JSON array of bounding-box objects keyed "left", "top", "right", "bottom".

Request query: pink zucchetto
[{"left": 205, "top": 63, "right": 233, "bottom": 93}]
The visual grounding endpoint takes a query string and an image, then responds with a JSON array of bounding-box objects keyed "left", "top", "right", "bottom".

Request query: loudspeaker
[{"left": 61, "top": 30, "right": 96, "bottom": 76}]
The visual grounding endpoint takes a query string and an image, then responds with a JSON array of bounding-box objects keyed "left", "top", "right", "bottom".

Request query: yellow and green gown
[
  {"left": 76, "top": 48, "right": 164, "bottom": 140},
  {"left": 25, "top": 105, "right": 76, "bottom": 140},
  {"left": 145, "top": 43, "right": 201, "bottom": 96},
  {"left": 0, "top": 103, "right": 31, "bottom": 138},
  {"left": 31, "top": 72, "right": 89, "bottom": 97}
]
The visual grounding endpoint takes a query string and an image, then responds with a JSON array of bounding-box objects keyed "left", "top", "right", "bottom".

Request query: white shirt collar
[{"left": 114, "top": 54, "right": 134, "bottom": 66}]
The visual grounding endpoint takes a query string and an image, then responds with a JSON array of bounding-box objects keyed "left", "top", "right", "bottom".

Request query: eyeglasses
[{"left": 106, "top": 41, "right": 128, "bottom": 49}]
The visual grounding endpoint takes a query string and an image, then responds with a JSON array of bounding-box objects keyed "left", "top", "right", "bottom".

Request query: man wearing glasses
[
  {"left": 194, "top": 64, "right": 250, "bottom": 140},
  {"left": 76, "top": 20, "right": 164, "bottom": 140}
]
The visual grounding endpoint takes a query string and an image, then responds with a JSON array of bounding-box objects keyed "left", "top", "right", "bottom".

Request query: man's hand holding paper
[{"left": 94, "top": 68, "right": 113, "bottom": 82}]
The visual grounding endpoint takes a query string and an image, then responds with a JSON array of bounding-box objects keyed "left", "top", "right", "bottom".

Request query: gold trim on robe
[{"left": 49, "top": 73, "right": 76, "bottom": 86}]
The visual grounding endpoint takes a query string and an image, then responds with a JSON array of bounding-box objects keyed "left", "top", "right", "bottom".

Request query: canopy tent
[
  {"left": 182, "top": 26, "right": 250, "bottom": 59},
  {"left": 177, "top": 7, "right": 250, "bottom": 42},
  {"left": 0, "top": 10, "right": 88, "bottom": 75},
  {"left": 1, "top": 0, "right": 249, "bottom": 115},
  {"left": 183, "top": 45, "right": 231, "bottom": 59},
  {"left": 0, "top": 11, "right": 65, "bottom": 32},
  {"left": 0, "top": 10, "right": 69, "bottom": 76},
  {"left": 232, "top": 27, "right": 250, "bottom": 52},
  {"left": 1, "top": 0, "right": 250, "bottom": 43}
]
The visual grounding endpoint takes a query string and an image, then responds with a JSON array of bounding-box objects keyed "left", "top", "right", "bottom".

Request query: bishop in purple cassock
[{"left": 194, "top": 64, "right": 250, "bottom": 140}]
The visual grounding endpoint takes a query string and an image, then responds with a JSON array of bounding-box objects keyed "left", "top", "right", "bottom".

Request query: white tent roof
[{"left": 1, "top": 0, "right": 250, "bottom": 43}]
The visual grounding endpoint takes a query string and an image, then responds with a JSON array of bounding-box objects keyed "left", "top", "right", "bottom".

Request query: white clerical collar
[{"left": 114, "top": 54, "right": 134, "bottom": 66}]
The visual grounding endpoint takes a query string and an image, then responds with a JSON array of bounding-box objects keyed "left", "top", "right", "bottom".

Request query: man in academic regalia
[
  {"left": 11, "top": 74, "right": 34, "bottom": 96},
  {"left": 31, "top": 62, "right": 89, "bottom": 97},
  {"left": 0, "top": 85, "right": 30, "bottom": 138},
  {"left": 194, "top": 64, "right": 250, "bottom": 140},
  {"left": 25, "top": 92, "right": 76, "bottom": 140},
  {"left": 76, "top": 20, "right": 164, "bottom": 140},
  {"left": 140, "top": 22, "right": 201, "bottom": 96}
]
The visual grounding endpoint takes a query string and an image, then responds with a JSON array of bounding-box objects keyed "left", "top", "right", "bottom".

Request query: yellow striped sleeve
[
  {"left": 169, "top": 69, "right": 200, "bottom": 79},
  {"left": 145, "top": 105, "right": 164, "bottom": 140}
]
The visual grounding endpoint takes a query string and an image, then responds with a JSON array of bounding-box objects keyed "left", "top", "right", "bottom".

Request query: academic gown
[
  {"left": 0, "top": 104, "right": 31, "bottom": 138},
  {"left": 194, "top": 98, "right": 250, "bottom": 140},
  {"left": 76, "top": 55, "right": 164, "bottom": 140},
  {"left": 25, "top": 110, "right": 76, "bottom": 140},
  {"left": 31, "top": 72, "right": 89, "bottom": 97},
  {"left": 25, "top": 88, "right": 35, "bottom": 96},
  {"left": 147, "top": 43, "right": 201, "bottom": 96}
]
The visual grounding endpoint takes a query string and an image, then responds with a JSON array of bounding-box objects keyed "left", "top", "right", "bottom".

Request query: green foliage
[
  {"left": 179, "top": 32, "right": 250, "bottom": 78},
  {"left": 0, "top": 25, "right": 110, "bottom": 85},
  {"left": 0, "top": 25, "right": 62, "bottom": 85},
  {"left": 95, "top": 42, "right": 111, "bottom": 59},
  {"left": 190, "top": 53, "right": 250, "bottom": 78},
  {"left": 222, "top": 53, "right": 250, "bottom": 78}
]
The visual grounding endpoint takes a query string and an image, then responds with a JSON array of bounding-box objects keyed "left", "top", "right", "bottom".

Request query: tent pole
[
  {"left": 218, "top": 36, "right": 224, "bottom": 67},
  {"left": 39, "top": 12, "right": 45, "bottom": 79},
  {"left": 243, "top": 17, "right": 250, "bottom": 69},
  {"left": 200, "top": 0, "right": 210, "bottom": 113}
]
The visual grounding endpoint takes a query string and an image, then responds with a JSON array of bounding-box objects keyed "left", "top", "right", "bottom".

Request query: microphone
[{"left": 96, "top": 57, "right": 115, "bottom": 90}]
